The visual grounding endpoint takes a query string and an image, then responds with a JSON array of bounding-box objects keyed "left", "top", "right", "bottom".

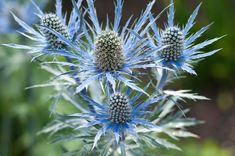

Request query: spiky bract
[{"left": 150, "top": 0, "right": 222, "bottom": 75}]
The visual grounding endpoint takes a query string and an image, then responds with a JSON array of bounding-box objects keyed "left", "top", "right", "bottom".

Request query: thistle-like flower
[
  {"left": 41, "top": 0, "right": 164, "bottom": 94},
  {"left": 49, "top": 86, "right": 166, "bottom": 150},
  {"left": 149, "top": 0, "right": 223, "bottom": 75},
  {"left": 40, "top": 13, "right": 70, "bottom": 49},
  {"left": 39, "top": 85, "right": 205, "bottom": 154},
  {"left": 0, "top": 0, "right": 47, "bottom": 34},
  {"left": 4, "top": 0, "right": 82, "bottom": 60}
]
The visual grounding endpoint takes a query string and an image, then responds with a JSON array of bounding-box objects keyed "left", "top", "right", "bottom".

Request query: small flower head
[
  {"left": 150, "top": 0, "right": 222, "bottom": 75},
  {"left": 94, "top": 30, "right": 124, "bottom": 71},
  {"left": 41, "top": 13, "right": 70, "bottom": 49},
  {"left": 108, "top": 92, "right": 131, "bottom": 123},
  {"left": 65, "top": 86, "right": 165, "bottom": 149},
  {"left": 160, "top": 27, "right": 184, "bottom": 62},
  {"left": 5, "top": 0, "right": 82, "bottom": 60}
]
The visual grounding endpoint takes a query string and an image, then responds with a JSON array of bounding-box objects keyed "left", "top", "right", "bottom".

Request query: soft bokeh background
[{"left": 0, "top": 0, "right": 235, "bottom": 156}]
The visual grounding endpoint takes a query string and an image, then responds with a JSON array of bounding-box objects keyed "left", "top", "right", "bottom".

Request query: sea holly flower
[
  {"left": 4, "top": 0, "right": 83, "bottom": 60},
  {"left": 149, "top": 0, "right": 223, "bottom": 76},
  {"left": 41, "top": 0, "right": 166, "bottom": 94},
  {"left": 79, "top": 90, "right": 164, "bottom": 149},
  {"left": 0, "top": 0, "right": 47, "bottom": 34},
  {"left": 39, "top": 86, "right": 205, "bottom": 155},
  {"left": 40, "top": 85, "right": 167, "bottom": 153}
]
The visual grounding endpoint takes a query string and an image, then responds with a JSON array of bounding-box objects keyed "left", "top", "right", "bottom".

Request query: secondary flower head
[
  {"left": 149, "top": 0, "right": 223, "bottom": 75},
  {"left": 108, "top": 92, "right": 131, "bottom": 123},
  {"left": 67, "top": 86, "right": 165, "bottom": 149},
  {"left": 41, "top": 13, "right": 70, "bottom": 49},
  {"left": 4, "top": 0, "right": 82, "bottom": 60},
  {"left": 46, "top": 0, "right": 163, "bottom": 94}
]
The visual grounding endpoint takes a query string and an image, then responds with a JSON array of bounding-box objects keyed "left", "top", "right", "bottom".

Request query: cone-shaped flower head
[
  {"left": 149, "top": 0, "right": 222, "bottom": 75},
  {"left": 47, "top": 0, "right": 161, "bottom": 94},
  {"left": 58, "top": 85, "right": 166, "bottom": 149},
  {"left": 41, "top": 13, "right": 70, "bottom": 49},
  {"left": 160, "top": 27, "right": 184, "bottom": 62},
  {"left": 94, "top": 31, "right": 124, "bottom": 71},
  {"left": 108, "top": 92, "right": 131, "bottom": 123},
  {"left": 5, "top": 0, "right": 83, "bottom": 60}
]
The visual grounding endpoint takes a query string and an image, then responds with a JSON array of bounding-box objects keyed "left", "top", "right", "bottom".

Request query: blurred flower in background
[{"left": 0, "top": 0, "right": 47, "bottom": 34}]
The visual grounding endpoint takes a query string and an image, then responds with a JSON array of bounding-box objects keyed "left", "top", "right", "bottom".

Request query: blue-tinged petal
[
  {"left": 134, "top": 95, "right": 166, "bottom": 111},
  {"left": 185, "top": 23, "right": 212, "bottom": 47},
  {"left": 80, "top": 93, "right": 107, "bottom": 110},
  {"left": 149, "top": 4, "right": 172, "bottom": 42},
  {"left": 114, "top": 131, "right": 120, "bottom": 143},
  {"left": 70, "top": 0, "right": 83, "bottom": 40},
  {"left": 128, "top": 45, "right": 168, "bottom": 63},
  {"left": 105, "top": 15, "right": 110, "bottom": 30},
  {"left": 127, "top": 64, "right": 156, "bottom": 69},
  {"left": 185, "top": 36, "right": 224, "bottom": 54},
  {"left": 120, "top": 15, "right": 133, "bottom": 40},
  {"left": 76, "top": 120, "right": 102, "bottom": 129},
  {"left": 168, "top": 0, "right": 174, "bottom": 27},
  {"left": 149, "top": 13, "right": 161, "bottom": 42},
  {"left": 131, "top": 119, "right": 159, "bottom": 129},
  {"left": 113, "top": 0, "right": 123, "bottom": 32},
  {"left": 68, "top": 113, "right": 94, "bottom": 118},
  {"left": 156, "top": 69, "right": 168, "bottom": 90},
  {"left": 42, "top": 49, "right": 79, "bottom": 59},
  {"left": 76, "top": 73, "right": 103, "bottom": 93},
  {"left": 190, "top": 49, "right": 221, "bottom": 60},
  {"left": 180, "top": 64, "right": 197, "bottom": 75},
  {"left": 41, "top": 61, "right": 78, "bottom": 67},
  {"left": 133, "top": 0, "right": 155, "bottom": 32},
  {"left": 106, "top": 73, "right": 116, "bottom": 92},
  {"left": 126, "top": 124, "right": 139, "bottom": 141},
  {"left": 3, "top": 43, "right": 34, "bottom": 50},
  {"left": 38, "top": 25, "right": 92, "bottom": 60},
  {"left": 87, "top": 0, "right": 101, "bottom": 33},
  {"left": 82, "top": 22, "right": 95, "bottom": 50},
  {"left": 56, "top": 0, "right": 62, "bottom": 19},
  {"left": 147, "top": 32, "right": 158, "bottom": 48},
  {"left": 30, "top": 0, "right": 44, "bottom": 16},
  {"left": 62, "top": 93, "right": 88, "bottom": 113},
  {"left": 116, "top": 75, "right": 149, "bottom": 96},
  {"left": 17, "top": 31, "right": 44, "bottom": 41},
  {"left": 183, "top": 3, "right": 202, "bottom": 37},
  {"left": 92, "top": 125, "right": 107, "bottom": 149},
  {"left": 130, "top": 82, "right": 151, "bottom": 104},
  {"left": 112, "top": 124, "right": 122, "bottom": 143},
  {"left": 11, "top": 13, "right": 41, "bottom": 36}
]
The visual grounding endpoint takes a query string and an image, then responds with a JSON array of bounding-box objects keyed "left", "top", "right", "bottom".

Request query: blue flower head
[
  {"left": 4, "top": 0, "right": 82, "bottom": 60},
  {"left": 150, "top": 0, "right": 223, "bottom": 75},
  {"left": 39, "top": 84, "right": 204, "bottom": 154},
  {"left": 44, "top": 0, "right": 165, "bottom": 94},
  {"left": 61, "top": 85, "right": 165, "bottom": 149}
]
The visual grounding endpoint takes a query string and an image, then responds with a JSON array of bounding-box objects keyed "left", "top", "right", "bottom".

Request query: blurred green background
[{"left": 0, "top": 0, "right": 235, "bottom": 156}]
